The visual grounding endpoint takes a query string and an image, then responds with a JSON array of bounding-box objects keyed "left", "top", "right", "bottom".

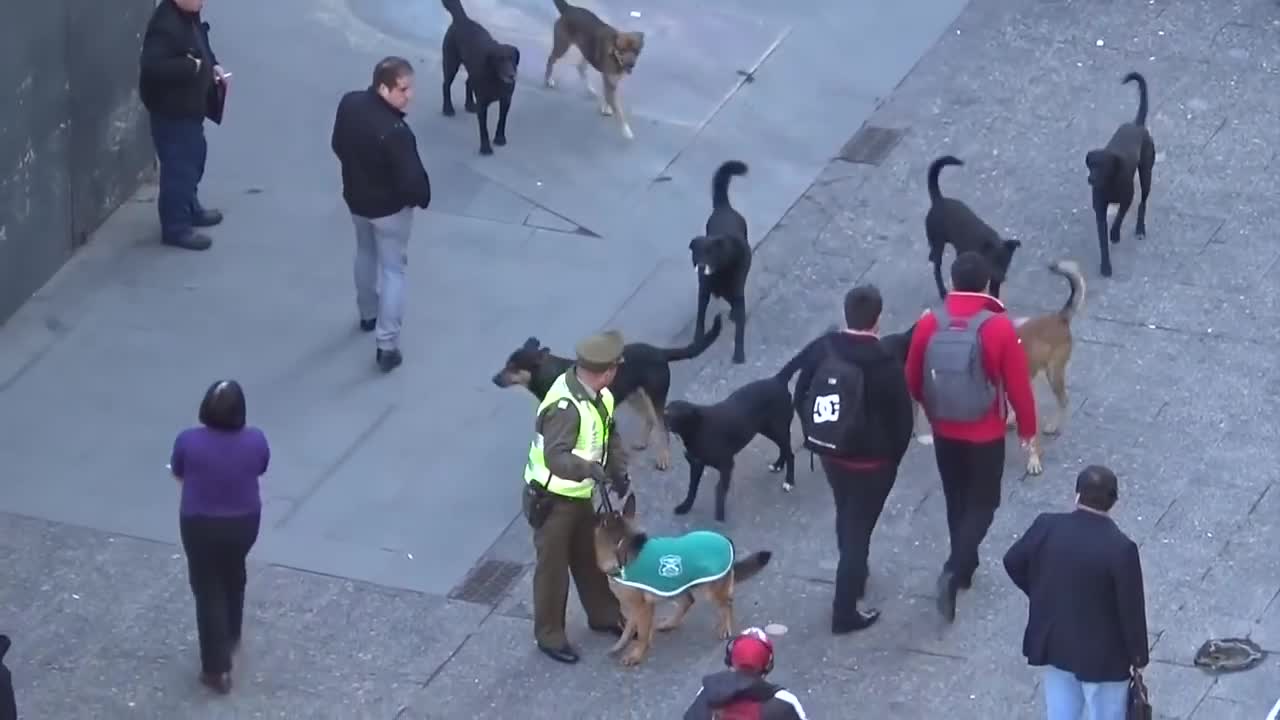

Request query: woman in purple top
[{"left": 170, "top": 380, "right": 268, "bottom": 695}]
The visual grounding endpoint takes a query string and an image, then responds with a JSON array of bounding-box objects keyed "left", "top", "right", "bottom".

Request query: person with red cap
[{"left": 683, "top": 627, "right": 809, "bottom": 719}]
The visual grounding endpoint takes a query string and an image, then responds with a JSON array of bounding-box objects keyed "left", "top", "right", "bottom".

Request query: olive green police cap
[{"left": 575, "top": 331, "right": 625, "bottom": 372}]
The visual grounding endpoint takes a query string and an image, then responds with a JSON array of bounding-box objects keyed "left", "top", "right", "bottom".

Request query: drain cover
[
  {"left": 838, "top": 125, "right": 905, "bottom": 166},
  {"left": 448, "top": 560, "right": 525, "bottom": 606}
]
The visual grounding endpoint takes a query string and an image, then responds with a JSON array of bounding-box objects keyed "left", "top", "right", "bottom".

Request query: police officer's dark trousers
[
  {"left": 934, "top": 436, "right": 1005, "bottom": 585},
  {"left": 533, "top": 495, "right": 621, "bottom": 648},
  {"left": 820, "top": 457, "right": 895, "bottom": 624}
]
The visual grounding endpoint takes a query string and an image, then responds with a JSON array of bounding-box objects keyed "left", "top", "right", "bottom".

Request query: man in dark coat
[
  {"left": 138, "top": 0, "right": 228, "bottom": 251},
  {"left": 0, "top": 634, "right": 16, "bottom": 720},
  {"left": 1003, "top": 464, "right": 1149, "bottom": 719}
]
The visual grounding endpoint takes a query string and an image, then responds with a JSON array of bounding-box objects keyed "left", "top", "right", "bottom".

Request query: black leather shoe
[
  {"left": 376, "top": 348, "right": 402, "bottom": 372},
  {"left": 936, "top": 570, "right": 958, "bottom": 623},
  {"left": 359, "top": 318, "right": 376, "bottom": 332},
  {"left": 832, "top": 608, "right": 880, "bottom": 635},
  {"left": 193, "top": 208, "right": 224, "bottom": 227},
  {"left": 589, "top": 622, "right": 625, "bottom": 637},
  {"left": 537, "top": 643, "right": 580, "bottom": 664},
  {"left": 162, "top": 231, "right": 212, "bottom": 251}
]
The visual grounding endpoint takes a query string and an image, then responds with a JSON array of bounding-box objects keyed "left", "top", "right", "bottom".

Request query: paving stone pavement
[{"left": 3, "top": 0, "right": 1280, "bottom": 718}]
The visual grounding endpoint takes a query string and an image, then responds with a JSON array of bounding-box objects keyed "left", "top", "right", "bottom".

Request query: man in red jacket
[{"left": 905, "top": 251, "right": 1036, "bottom": 623}]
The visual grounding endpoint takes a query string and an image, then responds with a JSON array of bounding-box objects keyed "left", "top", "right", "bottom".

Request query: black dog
[
  {"left": 441, "top": 0, "right": 520, "bottom": 155},
  {"left": 925, "top": 156, "right": 1022, "bottom": 300},
  {"left": 690, "top": 160, "right": 751, "bottom": 364},
  {"left": 666, "top": 369, "right": 796, "bottom": 523},
  {"left": 1086, "top": 71, "right": 1155, "bottom": 278},
  {"left": 491, "top": 316, "right": 723, "bottom": 470}
]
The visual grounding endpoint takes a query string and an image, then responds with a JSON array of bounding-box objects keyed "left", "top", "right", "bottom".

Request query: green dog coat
[{"left": 612, "top": 531, "right": 736, "bottom": 597}]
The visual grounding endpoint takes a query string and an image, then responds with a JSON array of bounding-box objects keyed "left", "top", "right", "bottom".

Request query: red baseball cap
[{"left": 729, "top": 627, "right": 774, "bottom": 672}]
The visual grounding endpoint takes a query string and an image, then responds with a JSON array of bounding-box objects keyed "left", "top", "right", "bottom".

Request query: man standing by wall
[
  {"left": 784, "top": 285, "right": 913, "bottom": 634},
  {"left": 331, "top": 57, "right": 432, "bottom": 373},
  {"left": 1003, "top": 465, "right": 1149, "bottom": 720},
  {"left": 139, "top": 0, "right": 228, "bottom": 251},
  {"left": 904, "top": 251, "right": 1037, "bottom": 623}
]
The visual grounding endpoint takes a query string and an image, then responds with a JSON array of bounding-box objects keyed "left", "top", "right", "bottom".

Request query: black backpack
[{"left": 799, "top": 343, "right": 868, "bottom": 456}]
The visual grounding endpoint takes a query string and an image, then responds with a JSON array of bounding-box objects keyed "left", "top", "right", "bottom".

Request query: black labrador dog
[
  {"left": 666, "top": 369, "right": 795, "bottom": 523},
  {"left": 690, "top": 160, "right": 751, "bottom": 364},
  {"left": 1086, "top": 71, "right": 1155, "bottom": 277},
  {"left": 925, "top": 156, "right": 1022, "bottom": 300},
  {"left": 441, "top": 0, "right": 520, "bottom": 155}
]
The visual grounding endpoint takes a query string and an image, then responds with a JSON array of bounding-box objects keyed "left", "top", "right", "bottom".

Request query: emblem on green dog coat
[{"left": 612, "top": 531, "right": 736, "bottom": 597}]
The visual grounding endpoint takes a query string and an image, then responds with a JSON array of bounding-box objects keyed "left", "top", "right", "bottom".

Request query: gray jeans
[{"left": 351, "top": 209, "right": 412, "bottom": 350}]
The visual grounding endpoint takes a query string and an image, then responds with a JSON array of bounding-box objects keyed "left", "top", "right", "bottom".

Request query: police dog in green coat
[{"left": 594, "top": 493, "right": 772, "bottom": 666}]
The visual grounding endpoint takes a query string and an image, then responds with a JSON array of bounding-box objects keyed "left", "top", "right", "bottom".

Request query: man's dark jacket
[
  {"left": 139, "top": 0, "right": 218, "bottom": 119},
  {"left": 1003, "top": 509, "right": 1150, "bottom": 683},
  {"left": 786, "top": 331, "right": 914, "bottom": 466},
  {"left": 330, "top": 89, "right": 432, "bottom": 219},
  {"left": 0, "top": 634, "right": 16, "bottom": 720},
  {"left": 684, "top": 670, "right": 806, "bottom": 720}
]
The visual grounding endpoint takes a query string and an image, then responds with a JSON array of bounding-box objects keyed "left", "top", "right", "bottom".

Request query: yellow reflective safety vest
[{"left": 524, "top": 372, "right": 614, "bottom": 499}]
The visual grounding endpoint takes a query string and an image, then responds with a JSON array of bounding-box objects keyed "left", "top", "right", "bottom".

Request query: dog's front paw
[
  {"left": 442, "top": 106, "right": 456, "bottom": 117},
  {"left": 621, "top": 647, "right": 646, "bottom": 666},
  {"left": 716, "top": 623, "right": 733, "bottom": 640},
  {"left": 1026, "top": 454, "right": 1044, "bottom": 476},
  {"left": 1135, "top": 229, "right": 1146, "bottom": 240},
  {"left": 731, "top": 352, "right": 745, "bottom": 365},
  {"left": 1043, "top": 421, "right": 1061, "bottom": 436},
  {"left": 1100, "top": 263, "right": 1113, "bottom": 278},
  {"left": 622, "top": 124, "right": 634, "bottom": 140},
  {"left": 781, "top": 480, "right": 795, "bottom": 494},
  {"left": 600, "top": 103, "right": 614, "bottom": 116},
  {"left": 767, "top": 460, "right": 784, "bottom": 474},
  {"left": 654, "top": 451, "right": 671, "bottom": 471},
  {"left": 655, "top": 616, "right": 680, "bottom": 632},
  {"left": 494, "top": 134, "right": 507, "bottom": 147},
  {"left": 479, "top": 145, "right": 494, "bottom": 156},
  {"left": 673, "top": 501, "right": 693, "bottom": 516},
  {"left": 545, "top": 78, "right": 557, "bottom": 89}
]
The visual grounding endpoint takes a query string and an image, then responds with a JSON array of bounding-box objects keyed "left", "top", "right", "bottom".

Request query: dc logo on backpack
[{"left": 812, "top": 393, "right": 840, "bottom": 423}]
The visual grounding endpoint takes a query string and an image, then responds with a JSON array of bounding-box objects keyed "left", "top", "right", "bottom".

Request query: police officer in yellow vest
[{"left": 522, "top": 330, "right": 632, "bottom": 664}]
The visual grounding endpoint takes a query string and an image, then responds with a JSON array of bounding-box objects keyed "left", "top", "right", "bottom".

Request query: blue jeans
[
  {"left": 1043, "top": 666, "right": 1128, "bottom": 720},
  {"left": 351, "top": 209, "right": 413, "bottom": 350},
  {"left": 149, "top": 114, "right": 208, "bottom": 241}
]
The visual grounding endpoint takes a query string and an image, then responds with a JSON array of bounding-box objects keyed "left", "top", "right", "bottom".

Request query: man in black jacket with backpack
[{"left": 781, "top": 284, "right": 914, "bottom": 633}]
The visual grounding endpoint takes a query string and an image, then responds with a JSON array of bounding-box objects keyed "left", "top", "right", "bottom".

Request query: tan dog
[
  {"left": 593, "top": 493, "right": 772, "bottom": 666},
  {"left": 1008, "top": 260, "right": 1087, "bottom": 475},
  {"left": 544, "top": 0, "right": 645, "bottom": 139}
]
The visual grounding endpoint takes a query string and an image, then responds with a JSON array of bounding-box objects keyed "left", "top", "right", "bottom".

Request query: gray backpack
[{"left": 922, "top": 307, "right": 999, "bottom": 422}]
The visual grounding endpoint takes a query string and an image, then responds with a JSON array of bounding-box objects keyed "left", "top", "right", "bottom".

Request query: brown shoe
[{"left": 200, "top": 671, "right": 232, "bottom": 694}]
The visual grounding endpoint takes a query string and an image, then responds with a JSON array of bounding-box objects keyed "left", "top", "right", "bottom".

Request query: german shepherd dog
[
  {"left": 491, "top": 317, "right": 722, "bottom": 470},
  {"left": 543, "top": 0, "right": 645, "bottom": 139},
  {"left": 594, "top": 493, "right": 772, "bottom": 666},
  {"left": 1008, "top": 260, "right": 1087, "bottom": 475}
]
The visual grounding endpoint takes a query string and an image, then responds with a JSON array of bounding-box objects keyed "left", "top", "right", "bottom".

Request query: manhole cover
[
  {"left": 448, "top": 560, "right": 525, "bottom": 606},
  {"left": 837, "top": 125, "right": 906, "bottom": 166}
]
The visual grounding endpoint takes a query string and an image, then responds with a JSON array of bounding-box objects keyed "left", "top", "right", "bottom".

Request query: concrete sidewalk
[{"left": 3, "top": 0, "right": 1280, "bottom": 717}]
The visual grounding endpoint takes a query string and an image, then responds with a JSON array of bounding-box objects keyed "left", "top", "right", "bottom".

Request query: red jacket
[{"left": 905, "top": 292, "right": 1036, "bottom": 443}]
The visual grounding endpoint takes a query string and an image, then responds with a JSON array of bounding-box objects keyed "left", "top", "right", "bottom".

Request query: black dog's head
[
  {"left": 489, "top": 44, "right": 520, "bottom": 86},
  {"left": 981, "top": 238, "right": 1022, "bottom": 282},
  {"left": 492, "top": 337, "right": 549, "bottom": 389},
  {"left": 880, "top": 322, "right": 917, "bottom": 366},
  {"left": 1085, "top": 150, "right": 1117, "bottom": 188},
  {"left": 662, "top": 400, "right": 702, "bottom": 439},
  {"left": 689, "top": 235, "right": 736, "bottom": 277}
]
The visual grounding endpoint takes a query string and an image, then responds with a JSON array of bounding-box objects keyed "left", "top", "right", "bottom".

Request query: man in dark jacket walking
[
  {"left": 1004, "top": 464, "right": 1149, "bottom": 720},
  {"left": 905, "top": 251, "right": 1037, "bottom": 622},
  {"left": 0, "top": 634, "right": 16, "bottom": 720},
  {"left": 331, "top": 57, "right": 432, "bottom": 373},
  {"left": 783, "top": 284, "right": 913, "bottom": 633},
  {"left": 138, "top": 0, "right": 227, "bottom": 251},
  {"left": 684, "top": 628, "right": 808, "bottom": 719}
]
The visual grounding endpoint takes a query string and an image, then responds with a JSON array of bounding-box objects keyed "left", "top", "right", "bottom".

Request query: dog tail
[
  {"left": 661, "top": 315, "right": 723, "bottom": 361},
  {"left": 441, "top": 0, "right": 467, "bottom": 19},
  {"left": 1050, "top": 260, "right": 1086, "bottom": 322},
  {"left": 712, "top": 160, "right": 749, "bottom": 210},
  {"left": 552, "top": 0, "right": 571, "bottom": 15},
  {"left": 732, "top": 551, "right": 772, "bottom": 583},
  {"left": 1123, "top": 72, "right": 1148, "bottom": 126},
  {"left": 927, "top": 155, "right": 963, "bottom": 204}
]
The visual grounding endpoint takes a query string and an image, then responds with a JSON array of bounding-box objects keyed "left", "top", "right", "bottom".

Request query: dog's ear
[
  {"left": 1084, "top": 150, "right": 1106, "bottom": 169},
  {"left": 1004, "top": 238, "right": 1022, "bottom": 252},
  {"left": 622, "top": 492, "right": 636, "bottom": 519},
  {"left": 616, "top": 32, "right": 645, "bottom": 51},
  {"left": 508, "top": 45, "right": 520, "bottom": 66},
  {"left": 537, "top": 348, "right": 551, "bottom": 360},
  {"left": 523, "top": 337, "right": 540, "bottom": 350}
]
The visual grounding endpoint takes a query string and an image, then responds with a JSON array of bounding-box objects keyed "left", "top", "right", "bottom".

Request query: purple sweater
[{"left": 170, "top": 426, "right": 270, "bottom": 517}]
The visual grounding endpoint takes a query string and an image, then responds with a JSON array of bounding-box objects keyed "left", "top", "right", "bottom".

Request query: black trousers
[
  {"left": 933, "top": 436, "right": 1005, "bottom": 584},
  {"left": 820, "top": 457, "right": 896, "bottom": 623},
  {"left": 179, "top": 513, "right": 260, "bottom": 674}
]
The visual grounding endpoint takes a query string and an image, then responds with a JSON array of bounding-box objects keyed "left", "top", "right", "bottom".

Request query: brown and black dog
[
  {"left": 594, "top": 493, "right": 772, "bottom": 666},
  {"left": 491, "top": 317, "right": 722, "bottom": 470},
  {"left": 543, "top": 0, "right": 645, "bottom": 140},
  {"left": 1008, "top": 260, "right": 1087, "bottom": 475}
]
